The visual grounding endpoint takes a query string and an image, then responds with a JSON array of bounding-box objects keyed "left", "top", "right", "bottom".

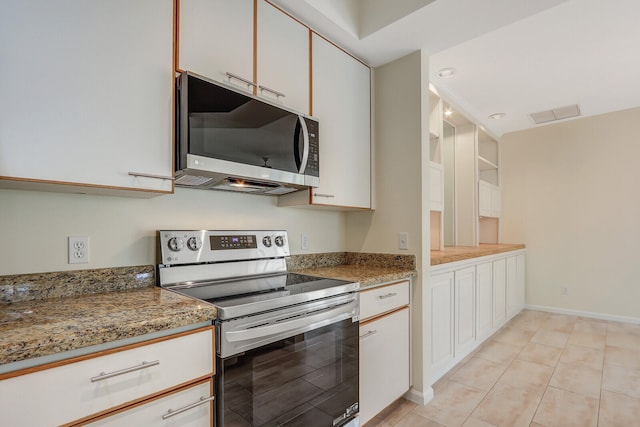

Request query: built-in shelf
[{"left": 478, "top": 155, "right": 498, "bottom": 171}]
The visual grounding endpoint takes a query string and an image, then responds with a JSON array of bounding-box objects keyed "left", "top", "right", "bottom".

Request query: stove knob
[
  {"left": 262, "top": 236, "right": 272, "bottom": 247},
  {"left": 186, "top": 236, "right": 202, "bottom": 251},
  {"left": 274, "top": 235, "right": 285, "bottom": 247},
  {"left": 167, "top": 237, "right": 184, "bottom": 252}
]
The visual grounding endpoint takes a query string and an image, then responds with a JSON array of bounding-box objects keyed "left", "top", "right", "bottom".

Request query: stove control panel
[{"left": 158, "top": 230, "right": 289, "bottom": 265}]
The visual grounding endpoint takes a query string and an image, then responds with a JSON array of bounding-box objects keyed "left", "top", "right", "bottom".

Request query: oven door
[{"left": 215, "top": 298, "right": 359, "bottom": 427}]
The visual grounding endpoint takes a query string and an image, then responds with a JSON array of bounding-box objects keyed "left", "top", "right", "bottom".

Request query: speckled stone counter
[
  {"left": 0, "top": 265, "right": 156, "bottom": 304},
  {"left": 0, "top": 266, "right": 216, "bottom": 367},
  {"left": 431, "top": 244, "right": 526, "bottom": 266},
  {"left": 288, "top": 252, "right": 417, "bottom": 289}
]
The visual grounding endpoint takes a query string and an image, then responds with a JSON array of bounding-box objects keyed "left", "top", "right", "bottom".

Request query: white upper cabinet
[
  {"left": 179, "top": 0, "right": 309, "bottom": 113},
  {"left": 0, "top": 0, "right": 174, "bottom": 195},
  {"left": 478, "top": 181, "right": 501, "bottom": 218},
  {"left": 178, "top": 0, "right": 254, "bottom": 88},
  {"left": 286, "top": 33, "right": 371, "bottom": 209},
  {"left": 256, "top": 1, "right": 310, "bottom": 114}
]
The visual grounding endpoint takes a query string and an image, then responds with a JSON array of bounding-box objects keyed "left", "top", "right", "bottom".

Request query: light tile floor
[{"left": 364, "top": 310, "right": 640, "bottom": 427}]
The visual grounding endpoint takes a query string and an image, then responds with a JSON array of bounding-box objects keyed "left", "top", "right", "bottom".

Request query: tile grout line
[
  {"left": 595, "top": 322, "right": 609, "bottom": 427},
  {"left": 528, "top": 323, "right": 571, "bottom": 427}
]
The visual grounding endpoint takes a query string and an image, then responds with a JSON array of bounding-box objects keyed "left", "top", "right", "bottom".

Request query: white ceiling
[{"left": 272, "top": 0, "right": 640, "bottom": 137}]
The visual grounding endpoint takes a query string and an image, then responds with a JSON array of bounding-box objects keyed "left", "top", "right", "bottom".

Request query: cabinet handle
[
  {"left": 359, "top": 330, "right": 377, "bottom": 339},
  {"left": 161, "top": 396, "right": 215, "bottom": 420},
  {"left": 258, "top": 85, "right": 286, "bottom": 99},
  {"left": 90, "top": 360, "right": 159, "bottom": 382},
  {"left": 128, "top": 172, "right": 175, "bottom": 181},
  {"left": 226, "top": 72, "right": 257, "bottom": 89},
  {"left": 378, "top": 292, "right": 397, "bottom": 300},
  {"left": 313, "top": 193, "right": 335, "bottom": 198}
]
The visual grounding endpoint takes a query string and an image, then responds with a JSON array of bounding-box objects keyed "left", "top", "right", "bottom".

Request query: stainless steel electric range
[{"left": 157, "top": 230, "right": 360, "bottom": 427}]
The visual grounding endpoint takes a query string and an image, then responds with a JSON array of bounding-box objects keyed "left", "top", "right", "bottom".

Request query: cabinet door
[
  {"left": 178, "top": 0, "right": 254, "bottom": 88},
  {"left": 310, "top": 33, "right": 371, "bottom": 208},
  {"left": 455, "top": 266, "right": 476, "bottom": 356},
  {"left": 430, "top": 272, "right": 455, "bottom": 380},
  {"left": 478, "top": 181, "right": 493, "bottom": 217},
  {"left": 430, "top": 162, "right": 444, "bottom": 212},
  {"left": 86, "top": 381, "right": 213, "bottom": 427},
  {"left": 516, "top": 253, "right": 526, "bottom": 310},
  {"left": 491, "top": 186, "right": 502, "bottom": 217},
  {"left": 506, "top": 255, "right": 520, "bottom": 318},
  {"left": 256, "top": 1, "right": 309, "bottom": 114},
  {"left": 476, "top": 262, "right": 493, "bottom": 341},
  {"left": 359, "top": 308, "right": 410, "bottom": 425},
  {"left": 0, "top": 0, "right": 174, "bottom": 193},
  {"left": 493, "top": 258, "right": 507, "bottom": 327}
]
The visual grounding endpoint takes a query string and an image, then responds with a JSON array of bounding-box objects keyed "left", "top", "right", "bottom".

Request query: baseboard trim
[
  {"left": 526, "top": 304, "right": 640, "bottom": 324},
  {"left": 404, "top": 386, "right": 434, "bottom": 406}
]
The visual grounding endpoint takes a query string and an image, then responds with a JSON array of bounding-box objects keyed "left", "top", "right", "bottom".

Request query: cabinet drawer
[
  {"left": 85, "top": 380, "right": 213, "bottom": 427},
  {"left": 1, "top": 329, "right": 214, "bottom": 427},
  {"left": 360, "top": 281, "right": 410, "bottom": 320}
]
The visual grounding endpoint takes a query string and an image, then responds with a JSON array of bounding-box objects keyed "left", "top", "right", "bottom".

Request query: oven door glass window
[{"left": 217, "top": 318, "right": 359, "bottom": 427}]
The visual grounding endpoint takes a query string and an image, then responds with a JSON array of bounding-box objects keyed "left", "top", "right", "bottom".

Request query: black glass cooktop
[{"left": 169, "top": 273, "right": 357, "bottom": 320}]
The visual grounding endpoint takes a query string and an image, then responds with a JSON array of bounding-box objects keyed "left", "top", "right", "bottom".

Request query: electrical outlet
[
  {"left": 301, "top": 233, "right": 309, "bottom": 251},
  {"left": 561, "top": 287, "right": 569, "bottom": 296},
  {"left": 398, "top": 232, "right": 409, "bottom": 250},
  {"left": 68, "top": 236, "right": 89, "bottom": 264}
]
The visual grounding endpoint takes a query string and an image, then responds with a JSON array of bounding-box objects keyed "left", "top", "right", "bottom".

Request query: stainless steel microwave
[{"left": 175, "top": 71, "right": 319, "bottom": 195}]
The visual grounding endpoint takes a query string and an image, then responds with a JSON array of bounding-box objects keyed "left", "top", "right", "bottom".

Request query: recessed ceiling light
[
  {"left": 436, "top": 67, "right": 456, "bottom": 79},
  {"left": 488, "top": 112, "right": 506, "bottom": 119},
  {"left": 444, "top": 108, "right": 453, "bottom": 117}
]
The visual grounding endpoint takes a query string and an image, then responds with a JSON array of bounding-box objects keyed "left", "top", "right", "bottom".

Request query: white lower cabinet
[
  {"left": 454, "top": 267, "right": 476, "bottom": 356},
  {"left": 86, "top": 380, "right": 213, "bottom": 427},
  {"left": 0, "top": 328, "right": 214, "bottom": 427},
  {"left": 430, "top": 272, "right": 454, "bottom": 378},
  {"left": 507, "top": 253, "right": 526, "bottom": 318},
  {"left": 359, "top": 280, "right": 411, "bottom": 425},
  {"left": 475, "top": 262, "right": 493, "bottom": 341},
  {"left": 492, "top": 258, "right": 507, "bottom": 327},
  {"left": 430, "top": 250, "right": 526, "bottom": 384}
]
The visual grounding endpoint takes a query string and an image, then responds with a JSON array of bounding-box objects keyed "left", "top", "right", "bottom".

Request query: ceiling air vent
[{"left": 529, "top": 104, "right": 581, "bottom": 124}]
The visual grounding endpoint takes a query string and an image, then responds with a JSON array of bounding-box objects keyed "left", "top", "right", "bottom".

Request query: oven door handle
[{"left": 224, "top": 298, "right": 357, "bottom": 343}]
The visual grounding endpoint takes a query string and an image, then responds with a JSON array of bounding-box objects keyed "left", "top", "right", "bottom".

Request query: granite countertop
[
  {"left": 0, "top": 254, "right": 417, "bottom": 367},
  {"left": 0, "top": 266, "right": 216, "bottom": 367},
  {"left": 287, "top": 252, "right": 417, "bottom": 289},
  {"left": 292, "top": 264, "right": 417, "bottom": 289},
  {"left": 431, "top": 244, "right": 526, "bottom": 266}
]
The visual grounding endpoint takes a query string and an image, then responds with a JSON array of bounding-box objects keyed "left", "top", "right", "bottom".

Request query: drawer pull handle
[
  {"left": 359, "top": 330, "right": 377, "bottom": 339},
  {"left": 90, "top": 360, "right": 159, "bottom": 382},
  {"left": 378, "top": 292, "right": 397, "bottom": 300},
  {"left": 313, "top": 193, "right": 335, "bottom": 198},
  {"left": 162, "top": 396, "right": 215, "bottom": 420}
]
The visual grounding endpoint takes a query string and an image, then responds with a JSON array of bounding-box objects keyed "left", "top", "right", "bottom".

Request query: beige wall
[
  {"left": 0, "top": 188, "right": 346, "bottom": 275},
  {"left": 501, "top": 107, "right": 640, "bottom": 319},
  {"left": 346, "top": 50, "right": 432, "bottom": 400}
]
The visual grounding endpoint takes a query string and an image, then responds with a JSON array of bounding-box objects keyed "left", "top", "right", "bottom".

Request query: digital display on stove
[{"left": 210, "top": 235, "right": 257, "bottom": 250}]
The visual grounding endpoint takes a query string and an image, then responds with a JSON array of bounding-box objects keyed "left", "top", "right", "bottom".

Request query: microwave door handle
[{"left": 298, "top": 115, "right": 310, "bottom": 174}]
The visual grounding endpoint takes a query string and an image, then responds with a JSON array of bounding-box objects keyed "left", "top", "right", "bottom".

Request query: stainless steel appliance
[
  {"left": 175, "top": 72, "right": 320, "bottom": 195},
  {"left": 158, "top": 230, "right": 360, "bottom": 427}
]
